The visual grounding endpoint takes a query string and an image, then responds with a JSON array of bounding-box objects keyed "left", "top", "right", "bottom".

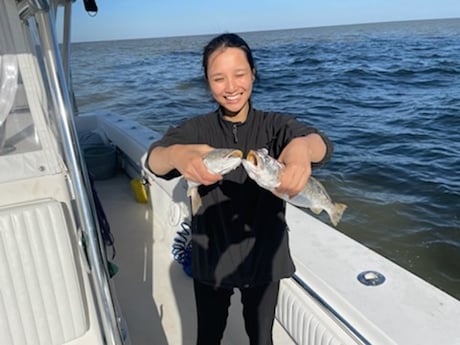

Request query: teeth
[{"left": 225, "top": 94, "right": 241, "bottom": 100}]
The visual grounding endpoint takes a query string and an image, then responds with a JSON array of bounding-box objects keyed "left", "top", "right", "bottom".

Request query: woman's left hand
[
  {"left": 275, "top": 134, "right": 326, "bottom": 198},
  {"left": 276, "top": 160, "right": 312, "bottom": 199}
]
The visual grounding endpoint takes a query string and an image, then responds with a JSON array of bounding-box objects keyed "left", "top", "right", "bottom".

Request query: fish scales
[
  {"left": 242, "top": 148, "right": 347, "bottom": 226},
  {"left": 186, "top": 148, "right": 243, "bottom": 215}
]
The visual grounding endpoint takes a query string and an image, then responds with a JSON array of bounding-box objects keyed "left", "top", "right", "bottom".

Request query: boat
[{"left": 1, "top": 1, "right": 459, "bottom": 344}]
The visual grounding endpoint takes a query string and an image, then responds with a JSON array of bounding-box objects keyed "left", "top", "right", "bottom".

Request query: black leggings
[{"left": 193, "top": 280, "right": 280, "bottom": 345}]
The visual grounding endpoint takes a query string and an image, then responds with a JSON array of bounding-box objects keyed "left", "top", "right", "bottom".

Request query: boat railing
[
  {"left": 291, "top": 273, "right": 371, "bottom": 345},
  {"left": 8, "top": 1, "right": 126, "bottom": 344}
]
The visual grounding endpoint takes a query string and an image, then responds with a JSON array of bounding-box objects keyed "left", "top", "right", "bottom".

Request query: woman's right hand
[{"left": 149, "top": 144, "right": 222, "bottom": 185}]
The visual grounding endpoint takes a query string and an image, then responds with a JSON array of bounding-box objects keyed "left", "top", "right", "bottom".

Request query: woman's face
[{"left": 206, "top": 47, "right": 255, "bottom": 122}]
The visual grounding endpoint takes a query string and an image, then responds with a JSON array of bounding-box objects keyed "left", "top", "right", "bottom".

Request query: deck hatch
[{"left": 0, "top": 199, "right": 87, "bottom": 344}]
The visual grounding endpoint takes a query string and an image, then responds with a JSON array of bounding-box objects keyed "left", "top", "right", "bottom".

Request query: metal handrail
[
  {"left": 292, "top": 273, "right": 371, "bottom": 345},
  {"left": 23, "top": 1, "right": 124, "bottom": 344}
]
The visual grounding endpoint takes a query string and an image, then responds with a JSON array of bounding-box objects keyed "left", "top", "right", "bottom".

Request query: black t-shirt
[{"left": 147, "top": 106, "right": 333, "bottom": 287}]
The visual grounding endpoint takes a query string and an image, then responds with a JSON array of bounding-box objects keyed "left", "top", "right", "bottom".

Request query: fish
[
  {"left": 187, "top": 148, "right": 243, "bottom": 215},
  {"left": 242, "top": 148, "right": 347, "bottom": 226}
]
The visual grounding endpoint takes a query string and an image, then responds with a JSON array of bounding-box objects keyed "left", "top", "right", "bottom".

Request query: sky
[{"left": 69, "top": 0, "right": 460, "bottom": 42}]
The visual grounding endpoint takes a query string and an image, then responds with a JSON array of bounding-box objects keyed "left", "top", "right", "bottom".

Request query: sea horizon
[{"left": 72, "top": 17, "right": 460, "bottom": 44}]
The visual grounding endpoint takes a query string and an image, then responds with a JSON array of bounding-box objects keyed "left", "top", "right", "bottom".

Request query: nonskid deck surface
[{"left": 95, "top": 173, "right": 295, "bottom": 345}]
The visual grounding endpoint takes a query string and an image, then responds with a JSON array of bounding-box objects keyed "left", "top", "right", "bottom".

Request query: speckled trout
[
  {"left": 187, "top": 148, "right": 243, "bottom": 215},
  {"left": 242, "top": 148, "right": 347, "bottom": 226}
]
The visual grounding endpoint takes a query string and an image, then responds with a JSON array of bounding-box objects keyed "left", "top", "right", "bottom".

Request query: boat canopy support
[
  {"left": 30, "top": 4, "right": 125, "bottom": 345},
  {"left": 0, "top": 1, "right": 126, "bottom": 344}
]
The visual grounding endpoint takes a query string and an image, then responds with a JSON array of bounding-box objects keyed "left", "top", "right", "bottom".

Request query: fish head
[
  {"left": 242, "top": 148, "right": 282, "bottom": 190},
  {"left": 203, "top": 148, "right": 243, "bottom": 175}
]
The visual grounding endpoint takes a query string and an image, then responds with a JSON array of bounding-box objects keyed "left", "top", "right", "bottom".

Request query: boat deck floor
[{"left": 95, "top": 172, "right": 295, "bottom": 345}]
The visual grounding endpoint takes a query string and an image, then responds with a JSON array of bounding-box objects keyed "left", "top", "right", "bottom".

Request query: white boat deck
[
  {"left": 95, "top": 173, "right": 296, "bottom": 345},
  {"left": 89, "top": 113, "right": 460, "bottom": 345}
]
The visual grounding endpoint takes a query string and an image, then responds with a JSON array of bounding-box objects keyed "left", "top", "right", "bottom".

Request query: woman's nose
[{"left": 225, "top": 77, "right": 236, "bottom": 92}]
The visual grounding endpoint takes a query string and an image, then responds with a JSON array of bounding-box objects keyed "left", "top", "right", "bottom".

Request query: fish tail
[{"left": 329, "top": 203, "right": 347, "bottom": 226}]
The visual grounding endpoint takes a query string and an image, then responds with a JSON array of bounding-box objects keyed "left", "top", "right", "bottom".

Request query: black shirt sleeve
[{"left": 144, "top": 117, "right": 200, "bottom": 178}]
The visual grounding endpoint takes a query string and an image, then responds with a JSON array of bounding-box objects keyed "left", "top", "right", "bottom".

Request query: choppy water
[{"left": 71, "top": 18, "right": 460, "bottom": 299}]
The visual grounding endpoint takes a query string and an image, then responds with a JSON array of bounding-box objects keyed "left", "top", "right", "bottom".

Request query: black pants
[{"left": 193, "top": 279, "right": 280, "bottom": 345}]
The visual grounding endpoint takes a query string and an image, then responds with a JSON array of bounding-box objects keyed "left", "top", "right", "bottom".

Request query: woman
[{"left": 146, "top": 33, "right": 333, "bottom": 345}]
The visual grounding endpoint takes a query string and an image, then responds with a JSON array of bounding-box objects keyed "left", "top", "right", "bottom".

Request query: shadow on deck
[{"left": 95, "top": 173, "right": 295, "bottom": 345}]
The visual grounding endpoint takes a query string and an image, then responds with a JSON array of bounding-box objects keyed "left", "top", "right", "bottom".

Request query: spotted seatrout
[
  {"left": 187, "top": 148, "right": 243, "bottom": 215},
  {"left": 242, "top": 148, "right": 347, "bottom": 226}
]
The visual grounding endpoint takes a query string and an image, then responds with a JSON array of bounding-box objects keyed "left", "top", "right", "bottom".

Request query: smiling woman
[{"left": 145, "top": 32, "right": 333, "bottom": 344}]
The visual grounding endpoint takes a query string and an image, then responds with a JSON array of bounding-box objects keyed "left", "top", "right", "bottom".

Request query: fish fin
[
  {"left": 329, "top": 203, "right": 347, "bottom": 227},
  {"left": 188, "top": 187, "right": 202, "bottom": 216},
  {"left": 311, "top": 207, "right": 323, "bottom": 215}
]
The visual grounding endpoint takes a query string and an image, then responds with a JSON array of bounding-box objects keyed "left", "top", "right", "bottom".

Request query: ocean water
[{"left": 71, "top": 18, "right": 460, "bottom": 299}]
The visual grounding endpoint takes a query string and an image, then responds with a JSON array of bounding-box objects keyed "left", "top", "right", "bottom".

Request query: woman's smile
[{"left": 206, "top": 47, "right": 255, "bottom": 122}]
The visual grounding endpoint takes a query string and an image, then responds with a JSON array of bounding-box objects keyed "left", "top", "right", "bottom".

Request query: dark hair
[{"left": 202, "top": 33, "right": 256, "bottom": 80}]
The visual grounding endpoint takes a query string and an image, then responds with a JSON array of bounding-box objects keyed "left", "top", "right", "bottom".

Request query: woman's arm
[{"left": 147, "top": 144, "right": 222, "bottom": 185}]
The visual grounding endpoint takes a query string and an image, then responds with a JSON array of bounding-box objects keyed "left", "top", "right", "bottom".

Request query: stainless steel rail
[
  {"left": 17, "top": 1, "right": 125, "bottom": 344},
  {"left": 292, "top": 273, "right": 371, "bottom": 345}
]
